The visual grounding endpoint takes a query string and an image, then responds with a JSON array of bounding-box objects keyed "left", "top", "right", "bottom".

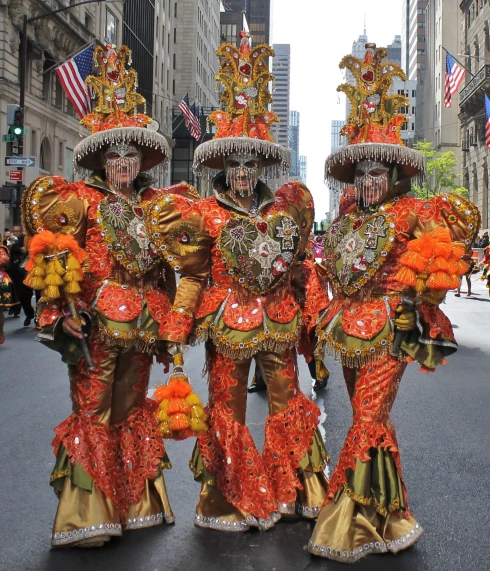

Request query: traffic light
[{"left": 7, "top": 104, "right": 24, "bottom": 138}]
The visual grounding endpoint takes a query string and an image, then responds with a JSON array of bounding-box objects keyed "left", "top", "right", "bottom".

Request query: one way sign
[{"left": 5, "top": 156, "right": 36, "bottom": 167}]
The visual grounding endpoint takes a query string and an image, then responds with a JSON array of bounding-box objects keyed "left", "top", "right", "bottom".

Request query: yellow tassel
[
  {"left": 190, "top": 418, "right": 207, "bottom": 433},
  {"left": 53, "top": 258, "right": 65, "bottom": 276},
  {"left": 157, "top": 409, "right": 169, "bottom": 422},
  {"left": 34, "top": 255, "right": 46, "bottom": 266},
  {"left": 158, "top": 422, "right": 172, "bottom": 437},
  {"left": 186, "top": 393, "right": 203, "bottom": 407},
  {"left": 31, "top": 265, "right": 46, "bottom": 277},
  {"left": 66, "top": 255, "right": 81, "bottom": 271},
  {"left": 31, "top": 277, "right": 45, "bottom": 290},
  {"left": 45, "top": 272, "right": 64, "bottom": 286},
  {"left": 64, "top": 270, "right": 82, "bottom": 283},
  {"left": 415, "top": 276, "right": 427, "bottom": 295},
  {"left": 45, "top": 285, "right": 61, "bottom": 299},
  {"left": 64, "top": 281, "right": 81, "bottom": 295}
]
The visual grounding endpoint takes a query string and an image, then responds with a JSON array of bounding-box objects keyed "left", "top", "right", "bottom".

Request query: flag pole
[{"left": 442, "top": 47, "right": 475, "bottom": 78}]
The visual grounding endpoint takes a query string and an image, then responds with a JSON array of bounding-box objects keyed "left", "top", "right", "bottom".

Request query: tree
[{"left": 410, "top": 140, "right": 468, "bottom": 199}]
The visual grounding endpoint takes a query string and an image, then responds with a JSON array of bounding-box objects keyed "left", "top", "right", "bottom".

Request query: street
[{"left": 0, "top": 277, "right": 489, "bottom": 571}]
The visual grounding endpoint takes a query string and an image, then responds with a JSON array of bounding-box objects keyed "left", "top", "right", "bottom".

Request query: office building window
[{"left": 106, "top": 10, "right": 117, "bottom": 44}]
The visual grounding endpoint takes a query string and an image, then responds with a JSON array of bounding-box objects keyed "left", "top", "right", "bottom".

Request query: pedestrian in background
[
  {"left": 480, "top": 231, "right": 489, "bottom": 248},
  {"left": 455, "top": 253, "right": 476, "bottom": 297},
  {"left": 6, "top": 225, "right": 35, "bottom": 326},
  {"left": 0, "top": 244, "right": 19, "bottom": 344}
]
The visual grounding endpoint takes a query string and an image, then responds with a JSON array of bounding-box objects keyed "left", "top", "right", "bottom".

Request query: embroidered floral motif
[{"left": 96, "top": 284, "right": 143, "bottom": 322}]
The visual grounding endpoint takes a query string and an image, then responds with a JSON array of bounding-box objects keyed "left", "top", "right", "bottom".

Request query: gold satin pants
[{"left": 51, "top": 340, "right": 174, "bottom": 547}]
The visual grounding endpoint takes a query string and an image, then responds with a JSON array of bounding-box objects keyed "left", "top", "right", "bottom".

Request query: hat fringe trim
[
  {"left": 325, "top": 143, "right": 426, "bottom": 191},
  {"left": 193, "top": 137, "right": 290, "bottom": 177},
  {"left": 73, "top": 127, "right": 170, "bottom": 174}
]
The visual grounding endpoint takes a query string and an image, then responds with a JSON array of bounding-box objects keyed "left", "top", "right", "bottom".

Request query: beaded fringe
[
  {"left": 191, "top": 329, "right": 296, "bottom": 360},
  {"left": 317, "top": 339, "right": 398, "bottom": 369}
]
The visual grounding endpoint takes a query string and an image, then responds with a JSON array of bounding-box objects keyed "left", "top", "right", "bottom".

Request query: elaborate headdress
[
  {"left": 193, "top": 32, "right": 290, "bottom": 178},
  {"left": 73, "top": 45, "right": 170, "bottom": 176},
  {"left": 326, "top": 44, "right": 425, "bottom": 194}
]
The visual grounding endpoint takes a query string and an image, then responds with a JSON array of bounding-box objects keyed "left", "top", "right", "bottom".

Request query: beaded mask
[
  {"left": 104, "top": 144, "right": 141, "bottom": 189},
  {"left": 354, "top": 160, "right": 390, "bottom": 206},
  {"left": 224, "top": 153, "right": 261, "bottom": 197}
]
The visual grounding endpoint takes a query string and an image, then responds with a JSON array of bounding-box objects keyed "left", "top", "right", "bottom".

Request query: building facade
[
  {"left": 272, "top": 44, "right": 290, "bottom": 148},
  {"left": 392, "top": 78, "right": 417, "bottom": 145},
  {"left": 299, "top": 155, "right": 307, "bottom": 184},
  {"left": 401, "top": 0, "right": 428, "bottom": 140},
  {"left": 459, "top": 0, "right": 490, "bottom": 231},
  {"left": 346, "top": 31, "right": 369, "bottom": 120},
  {"left": 220, "top": 0, "right": 271, "bottom": 46},
  {"left": 289, "top": 110, "right": 300, "bottom": 178},
  {"left": 422, "top": 0, "right": 461, "bottom": 152},
  {"left": 0, "top": 0, "right": 124, "bottom": 227},
  {"left": 171, "top": 0, "right": 221, "bottom": 187},
  {"left": 329, "top": 119, "right": 347, "bottom": 219}
]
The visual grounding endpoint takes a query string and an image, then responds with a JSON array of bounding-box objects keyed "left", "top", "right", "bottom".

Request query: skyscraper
[
  {"left": 299, "top": 155, "right": 307, "bottom": 184},
  {"left": 346, "top": 31, "right": 369, "bottom": 120},
  {"left": 387, "top": 35, "right": 402, "bottom": 67},
  {"left": 220, "top": 0, "right": 271, "bottom": 46},
  {"left": 272, "top": 44, "right": 291, "bottom": 148},
  {"left": 289, "top": 110, "right": 300, "bottom": 178}
]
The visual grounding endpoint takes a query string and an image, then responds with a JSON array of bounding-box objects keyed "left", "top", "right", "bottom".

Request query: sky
[{"left": 271, "top": 0, "right": 402, "bottom": 220}]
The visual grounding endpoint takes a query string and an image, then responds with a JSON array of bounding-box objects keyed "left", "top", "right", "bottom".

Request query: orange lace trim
[
  {"left": 197, "top": 353, "right": 278, "bottom": 520},
  {"left": 52, "top": 347, "right": 165, "bottom": 517},
  {"left": 263, "top": 392, "right": 320, "bottom": 504},
  {"left": 326, "top": 356, "right": 408, "bottom": 508}
]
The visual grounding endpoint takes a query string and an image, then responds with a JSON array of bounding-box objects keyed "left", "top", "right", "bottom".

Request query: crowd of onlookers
[{"left": 473, "top": 231, "right": 489, "bottom": 249}]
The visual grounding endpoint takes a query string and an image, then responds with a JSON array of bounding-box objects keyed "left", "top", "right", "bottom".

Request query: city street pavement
[{"left": 0, "top": 277, "right": 489, "bottom": 571}]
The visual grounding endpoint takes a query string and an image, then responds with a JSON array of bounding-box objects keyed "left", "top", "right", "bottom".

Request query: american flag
[
  {"left": 485, "top": 95, "right": 490, "bottom": 150},
  {"left": 55, "top": 44, "right": 94, "bottom": 119},
  {"left": 444, "top": 52, "right": 465, "bottom": 108},
  {"left": 191, "top": 104, "right": 202, "bottom": 140}
]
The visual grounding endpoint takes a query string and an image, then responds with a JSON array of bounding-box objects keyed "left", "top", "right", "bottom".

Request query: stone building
[
  {"left": 1, "top": 1, "right": 123, "bottom": 227},
  {"left": 459, "top": 0, "right": 490, "bottom": 232},
  {"left": 171, "top": 0, "right": 221, "bottom": 187}
]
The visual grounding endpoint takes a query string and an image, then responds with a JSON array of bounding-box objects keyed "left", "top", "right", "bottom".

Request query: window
[
  {"left": 58, "top": 141, "right": 64, "bottom": 169},
  {"left": 106, "top": 10, "right": 117, "bottom": 44},
  {"left": 173, "top": 53, "right": 176, "bottom": 69},
  {"left": 174, "top": 27, "right": 177, "bottom": 43},
  {"left": 30, "top": 129, "right": 37, "bottom": 158},
  {"left": 40, "top": 138, "right": 52, "bottom": 171},
  {"left": 172, "top": 79, "right": 175, "bottom": 95}
]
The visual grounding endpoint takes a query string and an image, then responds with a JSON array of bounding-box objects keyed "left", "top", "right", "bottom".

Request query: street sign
[
  {"left": 4, "top": 156, "right": 36, "bottom": 167},
  {"left": 2, "top": 134, "right": 16, "bottom": 143},
  {"left": 9, "top": 170, "right": 23, "bottom": 182}
]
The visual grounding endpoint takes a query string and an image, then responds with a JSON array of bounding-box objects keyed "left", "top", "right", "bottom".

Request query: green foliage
[{"left": 411, "top": 140, "right": 468, "bottom": 199}]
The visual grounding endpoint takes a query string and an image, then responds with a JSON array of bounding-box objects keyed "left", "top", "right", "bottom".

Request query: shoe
[
  {"left": 313, "top": 375, "right": 329, "bottom": 392},
  {"left": 0, "top": 332, "right": 5, "bottom": 345},
  {"left": 24, "top": 317, "right": 32, "bottom": 327},
  {"left": 247, "top": 375, "right": 267, "bottom": 393},
  {"left": 466, "top": 293, "right": 472, "bottom": 297},
  {"left": 13, "top": 314, "right": 20, "bottom": 318},
  {"left": 454, "top": 293, "right": 461, "bottom": 297}
]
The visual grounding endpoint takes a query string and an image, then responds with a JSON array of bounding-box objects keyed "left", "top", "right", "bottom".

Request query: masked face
[
  {"left": 224, "top": 154, "right": 261, "bottom": 197},
  {"left": 104, "top": 144, "right": 141, "bottom": 189},
  {"left": 354, "top": 160, "right": 391, "bottom": 207}
]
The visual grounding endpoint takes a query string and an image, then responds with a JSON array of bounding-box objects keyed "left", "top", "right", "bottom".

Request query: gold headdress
[
  {"left": 74, "top": 45, "right": 170, "bottom": 175},
  {"left": 326, "top": 44, "right": 425, "bottom": 192},
  {"left": 193, "top": 32, "right": 290, "bottom": 178}
]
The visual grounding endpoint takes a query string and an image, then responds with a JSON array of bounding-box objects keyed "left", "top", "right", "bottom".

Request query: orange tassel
[
  {"left": 167, "top": 398, "right": 191, "bottom": 415},
  {"left": 427, "top": 271, "right": 454, "bottom": 290},
  {"left": 428, "top": 256, "right": 449, "bottom": 272},
  {"left": 169, "top": 413, "right": 190, "bottom": 431},
  {"left": 396, "top": 266, "right": 417, "bottom": 287},
  {"left": 399, "top": 250, "right": 427, "bottom": 272}
]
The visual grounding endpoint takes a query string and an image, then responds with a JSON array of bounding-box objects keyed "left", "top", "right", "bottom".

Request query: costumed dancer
[
  {"left": 308, "top": 44, "right": 480, "bottom": 563},
  {"left": 148, "top": 31, "right": 329, "bottom": 532},
  {"left": 0, "top": 244, "right": 19, "bottom": 343},
  {"left": 478, "top": 246, "right": 490, "bottom": 294},
  {"left": 21, "top": 45, "right": 193, "bottom": 547}
]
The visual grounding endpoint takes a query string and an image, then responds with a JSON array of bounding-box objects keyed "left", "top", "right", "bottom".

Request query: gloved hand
[{"left": 394, "top": 305, "right": 416, "bottom": 331}]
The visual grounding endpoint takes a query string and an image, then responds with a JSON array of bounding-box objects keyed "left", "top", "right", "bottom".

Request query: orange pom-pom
[{"left": 169, "top": 413, "right": 190, "bottom": 431}]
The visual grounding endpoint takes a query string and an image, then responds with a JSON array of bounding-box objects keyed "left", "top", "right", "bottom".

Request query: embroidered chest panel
[
  {"left": 96, "top": 194, "right": 159, "bottom": 277},
  {"left": 217, "top": 210, "right": 300, "bottom": 294},
  {"left": 323, "top": 208, "right": 396, "bottom": 296}
]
